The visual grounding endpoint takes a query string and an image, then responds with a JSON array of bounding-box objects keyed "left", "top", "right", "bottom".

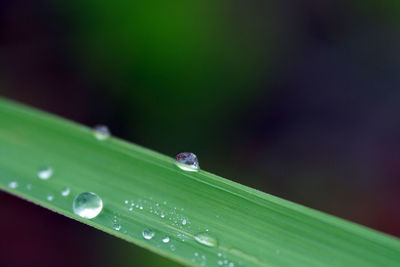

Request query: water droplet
[
  {"left": 8, "top": 181, "right": 18, "bottom": 188},
  {"left": 61, "top": 187, "right": 70, "bottom": 197},
  {"left": 129, "top": 207, "right": 133, "bottom": 211},
  {"left": 113, "top": 223, "right": 121, "bottom": 231},
  {"left": 194, "top": 252, "right": 199, "bottom": 256},
  {"left": 93, "top": 125, "right": 110, "bottom": 141},
  {"left": 139, "top": 206, "right": 143, "bottom": 210},
  {"left": 182, "top": 219, "right": 187, "bottom": 225},
  {"left": 142, "top": 228, "right": 155, "bottom": 240},
  {"left": 175, "top": 152, "right": 199, "bottom": 172},
  {"left": 73, "top": 192, "right": 103, "bottom": 219},
  {"left": 160, "top": 213, "right": 165, "bottom": 218},
  {"left": 47, "top": 195, "right": 54, "bottom": 201},
  {"left": 26, "top": 184, "right": 32, "bottom": 190},
  {"left": 194, "top": 233, "right": 218, "bottom": 247},
  {"left": 162, "top": 236, "right": 170, "bottom": 243},
  {"left": 37, "top": 166, "right": 53, "bottom": 180},
  {"left": 170, "top": 245, "right": 176, "bottom": 251},
  {"left": 217, "top": 260, "right": 223, "bottom": 266},
  {"left": 124, "top": 200, "right": 129, "bottom": 204},
  {"left": 217, "top": 253, "right": 222, "bottom": 257}
]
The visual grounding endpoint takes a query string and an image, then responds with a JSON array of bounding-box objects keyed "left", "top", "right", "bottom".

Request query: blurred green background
[{"left": 1, "top": 1, "right": 400, "bottom": 266}]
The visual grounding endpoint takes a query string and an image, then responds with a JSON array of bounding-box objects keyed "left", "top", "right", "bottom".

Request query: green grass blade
[{"left": 0, "top": 97, "right": 399, "bottom": 266}]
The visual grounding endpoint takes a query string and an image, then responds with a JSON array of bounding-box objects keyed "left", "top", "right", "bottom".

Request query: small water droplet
[
  {"left": 73, "top": 192, "right": 103, "bottom": 219},
  {"left": 8, "top": 181, "right": 18, "bottom": 188},
  {"left": 160, "top": 213, "right": 165, "bottom": 218},
  {"left": 175, "top": 152, "right": 199, "bottom": 172},
  {"left": 93, "top": 125, "right": 110, "bottom": 141},
  {"left": 229, "top": 262, "right": 235, "bottom": 267},
  {"left": 194, "top": 252, "right": 199, "bottom": 256},
  {"left": 47, "top": 195, "right": 54, "bottom": 201},
  {"left": 170, "top": 245, "right": 176, "bottom": 251},
  {"left": 142, "top": 228, "right": 155, "bottom": 240},
  {"left": 194, "top": 233, "right": 218, "bottom": 247},
  {"left": 61, "top": 187, "right": 70, "bottom": 197},
  {"left": 129, "top": 207, "right": 133, "bottom": 211},
  {"left": 37, "top": 166, "right": 53, "bottom": 180},
  {"left": 139, "top": 206, "right": 143, "bottom": 210},
  {"left": 217, "top": 253, "right": 222, "bottom": 257},
  {"left": 218, "top": 260, "right": 223, "bottom": 266},
  {"left": 113, "top": 223, "right": 121, "bottom": 231},
  {"left": 26, "top": 184, "right": 32, "bottom": 190},
  {"left": 162, "top": 236, "right": 170, "bottom": 243},
  {"left": 182, "top": 219, "right": 187, "bottom": 225},
  {"left": 124, "top": 200, "right": 129, "bottom": 204}
]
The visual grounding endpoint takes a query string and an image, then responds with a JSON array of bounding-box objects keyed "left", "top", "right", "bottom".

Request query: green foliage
[{"left": 0, "top": 98, "right": 399, "bottom": 266}]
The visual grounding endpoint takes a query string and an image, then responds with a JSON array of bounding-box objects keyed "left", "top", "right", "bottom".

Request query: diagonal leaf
[{"left": 0, "top": 97, "right": 399, "bottom": 266}]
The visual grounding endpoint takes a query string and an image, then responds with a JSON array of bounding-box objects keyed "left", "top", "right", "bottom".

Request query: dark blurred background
[{"left": 1, "top": 0, "right": 400, "bottom": 266}]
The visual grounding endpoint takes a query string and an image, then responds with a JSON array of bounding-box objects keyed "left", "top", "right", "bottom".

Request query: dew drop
[
  {"left": 162, "top": 236, "right": 170, "bottom": 243},
  {"left": 8, "top": 181, "right": 18, "bottom": 188},
  {"left": 182, "top": 219, "right": 187, "bottom": 225},
  {"left": 93, "top": 125, "right": 110, "bottom": 141},
  {"left": 142, "top": 228, "right": 155, "bottom": 240},
  {"left": 73, "top": 192, "right": 103, "bottom": 219},
  {"left": 37, "top": 166, "right": 53, "bottom": 180},
  {"left": 194, "top": 233, "right": 218, "bottom": 247},
  {"left": 113, "top": 223, "right": 121, "bottom": 231},
  {"left": 26, "top": 184, "right": 32, "bottom": 190},
  {"left": 47, "top": 195, "right": 54, "bottom": 201},
  {"left": 61, "top": 187, "right": 70, "bottom": 197},
  {"left": 124, "top": 200, "right": 129, "bottom": 204},
  {"left": 175, "top": 152, "right": 199, "bottom": 172}
]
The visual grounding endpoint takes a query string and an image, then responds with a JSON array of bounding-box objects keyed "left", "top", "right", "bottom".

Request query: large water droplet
[
  {"left": 73, "top": 192, "right": 103, "bottom": 219},
  {"left": 37, "top": 166, "right": 53, "bottom": 180},
  {"left": 194, "top": 233, "right": 218, "bottom": 247},
  {"left": 162, "top": 236, "right": 170, "bottom": 243},
  {"left": 175, "top": 152, "right": 199, "bottom": 172},
  {"left": 8, "top": 181, "right": 18, "bottom": 188},
  {"left": 142, "top": 228, "right": 155, "bottom": 240},
  {"left": 61, "top": 187, "right": 70, "bottom": 197},
  {"left": 93, "top": 125, "right": 111, "bottom": 141}
]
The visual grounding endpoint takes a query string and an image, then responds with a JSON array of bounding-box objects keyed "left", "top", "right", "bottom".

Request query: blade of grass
[{"left": 0, "top": 97, "right": 399, "bottom": 266}]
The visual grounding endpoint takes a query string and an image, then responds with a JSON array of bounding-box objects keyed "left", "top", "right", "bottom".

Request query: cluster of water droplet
[
  {"left": 192, "top": 252, "right": 208, "bottom": 266},
  {"left": 3, "top": 124, "right": 232, "bottom": 265},
  {"left": 112, "top": 215, "right": 122, "bottom": 231},
  {"left": 217, "top": 252, "right": 236, "bottom": 267}
]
